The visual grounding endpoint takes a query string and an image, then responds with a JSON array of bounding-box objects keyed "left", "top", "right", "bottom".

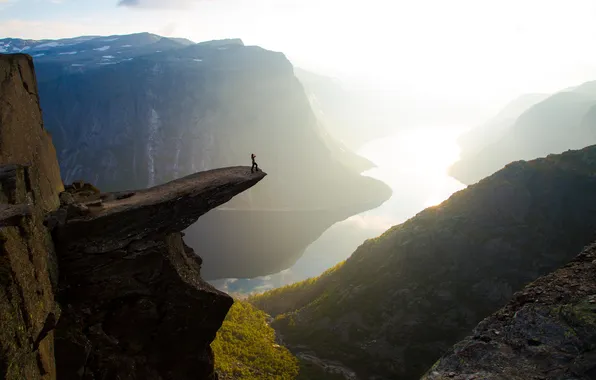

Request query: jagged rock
[
  {"left": 0, "top": 54, "right": 63, "bottom": 380},
  {"left": 0, "top": 203, "right": 32, "bottom": 227},
  {"left": 0, "top": 54, "right": 64, "bottom": 212},
  {"left": 43, "top": 209, "right": 67, "bottom": 231},
  {"left": 422, "top": 242, "right": 596, "bottom": 380},
  {"left": 0, "top": 170, "right": 60, "bottom": 380},
  {"left": 52, "top": 167, "right": 266, "bottom": 379},
  {"left": 59, "top": 192, "right": 75, "bottom": 206},
  {"left": 54, "top": 167, "right": 266, "bottom": 254}
]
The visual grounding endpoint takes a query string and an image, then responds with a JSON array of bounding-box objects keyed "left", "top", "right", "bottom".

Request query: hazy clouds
[{"left": 118, "top": 0, "right": 200, "bottom": 9}]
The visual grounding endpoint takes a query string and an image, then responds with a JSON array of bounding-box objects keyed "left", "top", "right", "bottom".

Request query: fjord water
[{"left": 213, "top": 127, "right": 468, "bottom": 294}]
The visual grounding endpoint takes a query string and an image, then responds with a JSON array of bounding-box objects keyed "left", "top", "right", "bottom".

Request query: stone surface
[
  {"left": 0, "top": 54, "right": 63, "bottom": 380},
  {"left": 54, "top": 167, "right": 267, "bottom": 254},
  {"left": 422, "top": 241, "right": 596, "bottom": 380},
  {"left": 0, "top": 54, "right": 64, "bottom": 212},
  {"left": 52, "top": 167, "right": 266, "bottom": 379},
  {"left": 0, "top": 164, "right": 60, "bottom": 380}
]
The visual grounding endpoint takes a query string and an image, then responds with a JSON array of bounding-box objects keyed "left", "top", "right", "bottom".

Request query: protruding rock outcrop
[
  {"left": 1, "top": 53, "right": 268, "bottom": 380},
  {"left": 423, "top": 241, "right": 596, "bottom": 380},
  {"left": 51, "top": 167, "right": 266, "bottom": 379},
  {"left": 0, "top": 54, "right": 63, "bottom": 380}
]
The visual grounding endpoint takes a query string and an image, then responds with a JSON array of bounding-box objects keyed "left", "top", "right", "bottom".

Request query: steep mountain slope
[
  {"left": 450, "top": 86, "right": 596, "bottom": 185},
  {"left": 251, "top": 145, "right": 596, "bottom": 380},
  {"left": 1, "top": 53, "right": 269, "bottom": 380},
  {"left": 294, "top": 69, "right": 403, "bottom": 151},
  {"left": 454, "top": 93, "right": 549, "bottom": 159},
  {"left": 16, "top": 33, "right": 391, "bottom": 279},
  {"left": 212, "top": 300, "right": 299, "bottom": 379},
  {"left": 423, "top": 240, "right": 596, "bottom": 380},
  {"left": 0, "top": 54, "right": 63, "bottom": 380}
]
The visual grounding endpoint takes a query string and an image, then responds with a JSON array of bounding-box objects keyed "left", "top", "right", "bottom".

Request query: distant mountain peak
[{"left": 196, "top": 38, "right": 244, "bottom": 47}]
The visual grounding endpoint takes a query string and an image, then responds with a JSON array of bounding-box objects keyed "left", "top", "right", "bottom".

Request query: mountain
[
  {"left": 10, "top": 32, "right": 392, "bottom": 279},
  {"left": 454, "top": 93, "right": 549, "bottom": 158},
  {"left": 422, "top": 240, "right": 596, "bottom": 380},
  {"left": 250, "top": 145, "right": 596, "bottom": 380},
  {"left": 294, "top": 69, "right": 404, "bottom": 151},
  {"left": 450, "top": 85, "right": 596, "bottom": 185},
  {"left": 0, "top": 53, "right": 268, "bottom": 380}
]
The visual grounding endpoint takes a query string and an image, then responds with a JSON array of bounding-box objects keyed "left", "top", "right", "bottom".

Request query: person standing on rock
[{"left": 251, "top": 153, "right": 259, "bottom": 173}]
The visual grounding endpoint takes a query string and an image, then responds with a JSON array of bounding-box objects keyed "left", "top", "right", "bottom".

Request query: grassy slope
[{"left": 249, "top": 145, "right": 596, "bottom": 379}]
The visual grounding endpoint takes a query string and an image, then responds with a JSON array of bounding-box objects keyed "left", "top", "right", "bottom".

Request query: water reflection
[{"left": 211, "top": 127, "right": 467, "bottom": 295}]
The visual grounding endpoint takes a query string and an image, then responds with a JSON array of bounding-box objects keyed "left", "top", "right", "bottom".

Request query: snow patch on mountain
[{"left": 36, "top": 41, "right": 62, "bottom": 48}]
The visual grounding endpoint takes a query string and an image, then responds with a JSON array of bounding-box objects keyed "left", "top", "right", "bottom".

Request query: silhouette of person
[{"left": 251, "top": 153, "right": 259, "bottom": 173}]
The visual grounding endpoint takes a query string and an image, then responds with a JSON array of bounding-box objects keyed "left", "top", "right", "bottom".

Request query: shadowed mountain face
[
  {"left": 1, "top": 53, "right": 268, "bottom": 380},
  {"left": 250, "top": 145, "right": 596, "bottom": 380},
  {"left": 450, "top": 86, "right": 596, "bottom": 185},
  {"left": 422, "top": 240, "right": 596, "bottom": 380},
  {"left": 16, "top": 33, "right": 391, "bottom": 279}
]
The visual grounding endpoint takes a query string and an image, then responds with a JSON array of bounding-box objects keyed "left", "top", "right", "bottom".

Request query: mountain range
[
  {"left": 2, "top": 34, "right": 596, "bottom": 380},
  {"left": 2, "top": 32, "right": 392, "bottom": 279},
  {"left": 450, "top": 84, "right": 596, "bottom": 184}
]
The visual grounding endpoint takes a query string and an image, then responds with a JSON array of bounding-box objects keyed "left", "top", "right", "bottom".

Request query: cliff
[
  {"left": 450, "top": 87, "right": 596, "bottom": 185},
  {"left": 0, "top": 54, "right": 63, "bottom": 380},
  {"left": 23, "top": 33, "right": 391, "bottom": 279},
  {"left": 423, "top": 241, "right": 596, "bottom": 380},
  {"left": 0, "top": 54, "right": 266, "bottom": 379},
  {"left": 251, "top": 145, "right": 596, "bottom": 380},
  {"left": 51, "top": 167, "right": 266, "bottom": 379}
]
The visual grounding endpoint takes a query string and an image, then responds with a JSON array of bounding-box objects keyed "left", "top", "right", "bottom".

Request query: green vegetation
[
  {"left": 212, "top": 300, "right": 299, "bottom": 379},
  {"left": 213, "top": 298, "right": 353, "bottom": 380},
  {"left": 248, "top": 260, "right": 346, "bottom": 317},
  {"left": 247, "top": 145, "right": 596, "bottom": 380}
]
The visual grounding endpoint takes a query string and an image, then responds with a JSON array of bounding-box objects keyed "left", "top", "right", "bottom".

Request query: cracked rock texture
[
  {"left": 423, "top": 241, "right": 596, "bottom": 380},
  {"left": 0, "top": 54, "right": 63, "bottom": 380},
  {"left": 1, "top": 53, "right": 268, "bottom": 380},
  {"left": 52, "top": 167, "right": 267, "bottom": 379}
]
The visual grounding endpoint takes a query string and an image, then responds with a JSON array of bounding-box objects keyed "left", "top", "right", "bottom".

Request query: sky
[{"left": 2, "top": 0, "right": 596, "bottom": 114}]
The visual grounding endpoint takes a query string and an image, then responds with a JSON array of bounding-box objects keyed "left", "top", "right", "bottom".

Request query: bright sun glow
[
  {"left": 360, "top": 127, "right": 467, "bottom": 210},
  {"left": 3, "top": 0, "right": 596, "bottom": 111}
]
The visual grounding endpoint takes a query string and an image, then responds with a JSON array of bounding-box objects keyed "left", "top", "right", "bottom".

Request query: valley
[{"left": 2, "top": 6, "right": 596, "bottom": 378}]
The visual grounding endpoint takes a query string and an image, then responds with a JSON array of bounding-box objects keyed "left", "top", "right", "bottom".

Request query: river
[{"left": 210, "top": 126, "right": 468, "bottom": 294}]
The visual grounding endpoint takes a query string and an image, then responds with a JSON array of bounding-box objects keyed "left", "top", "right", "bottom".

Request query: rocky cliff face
[
  {"left": 0, "top": 54, "right": 63, "bottom": 380},
  {"left": 0, "top": 54, "right": 267, "bottom": 379},
  {"left": 50, "top": 167, "right": 266, "bottom": 379},
  {"left": 27, "top": 34, "right": 391, "bottom": 279},
  {"left": 251, "top": 145, "right": 596, "bottom": 380},
  {"left": 423, "top": 240, "right": 596, "bottom": 380}
]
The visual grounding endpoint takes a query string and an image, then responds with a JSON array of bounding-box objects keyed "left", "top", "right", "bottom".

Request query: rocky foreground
[
  {"left": 0, "top": 53, "right": 266, "bottom": 380},
  {"left": 423, "top": 241, "right": 596, "bottom": 380}
]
